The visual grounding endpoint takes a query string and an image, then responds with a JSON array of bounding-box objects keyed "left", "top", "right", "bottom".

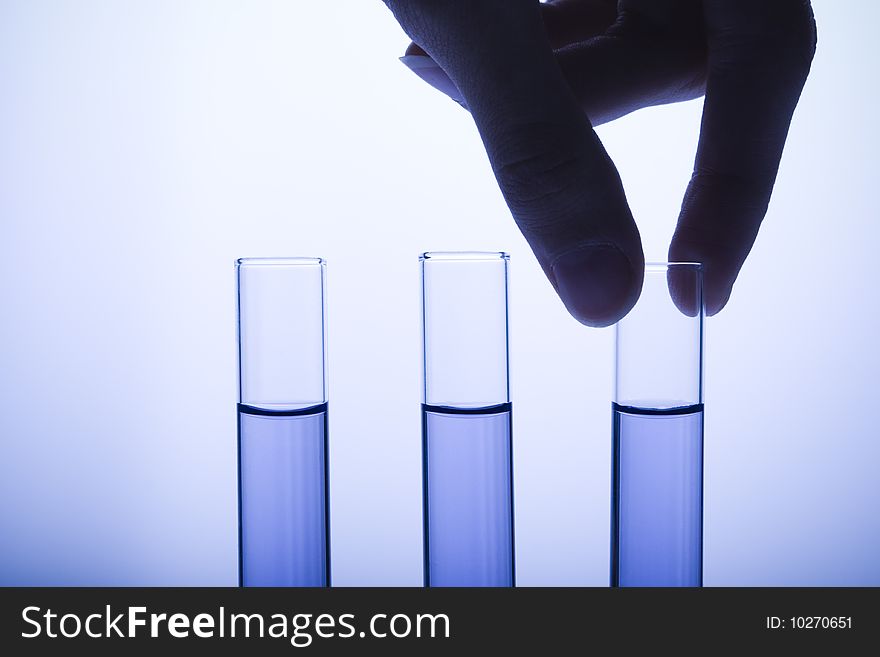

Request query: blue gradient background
[{"left": 1, "top": 1, "right": 877, "bottom": 586}]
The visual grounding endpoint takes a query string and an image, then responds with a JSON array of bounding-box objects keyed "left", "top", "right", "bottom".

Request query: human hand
[{"left": 383, "top": 0, "right": 816, "bottom": 324}]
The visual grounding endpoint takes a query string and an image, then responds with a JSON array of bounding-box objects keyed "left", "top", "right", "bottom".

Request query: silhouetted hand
[{"left": 383, "top": 0, "right": 816, "bottom": 325}]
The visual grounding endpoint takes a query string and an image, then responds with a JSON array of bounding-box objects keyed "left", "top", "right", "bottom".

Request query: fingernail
[
  {"left": 399, "top": 56, "right": 468, "bottom": 108},
  {"left": 551, "top": 245, "right": 635, "bottom": 327}
]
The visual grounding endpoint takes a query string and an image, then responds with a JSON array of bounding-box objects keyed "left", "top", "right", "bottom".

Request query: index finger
[{"left": 385, "top": 0, "right": 645, "bottom": 326}]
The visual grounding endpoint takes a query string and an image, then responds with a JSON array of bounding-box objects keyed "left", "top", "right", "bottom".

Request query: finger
[
  {"left": 541, "top": 0, "right": 618, "bottom": 49},
  {"left": 404, "top": 1, "right": 617, "bottom": 52},
  {"left": 553, "top": 7, "right": 707, "bottom": 125},
  {"left": 385, "top": 0, "right": 644, "bottom": 326},
  {"left": 668, "top": 0, "right": 816, "bottom": 315},
  {"left": 400, "top": 5, "right": 707, "bottom": 126},
  {"left": 399, "top": 0, "right": 619, "bottom": 112}
]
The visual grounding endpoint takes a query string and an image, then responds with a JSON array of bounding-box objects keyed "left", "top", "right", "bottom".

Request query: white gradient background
[{"left": 1, "top": 1, "right": 877, "bottom": 586}]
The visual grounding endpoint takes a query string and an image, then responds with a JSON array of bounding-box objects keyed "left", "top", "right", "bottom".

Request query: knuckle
[
  {"left": 710, "top": 1, "right": 817, "bottom": 74},
  {"left": 773, "top": 3, "right": 818, "bottom": 67},
  {"left": 487, "top": 121, "right": 614, "bottom": 232},
  {"left": 688, "top": 170, "right": 770, "bottom": 211},
  {"left": 495, "top": 148, "right": 583, "bottom": 214}
]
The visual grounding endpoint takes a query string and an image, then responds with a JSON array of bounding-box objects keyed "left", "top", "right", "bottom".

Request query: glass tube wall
[
  {"left": 612, "top": 262, "right": 704, "bottom": 587},
  {"left": 236, "top": 257, "right": 330, "bottom": 587},
  {"left": 420, "top": 252, "right": 515, "bottom": 587}
]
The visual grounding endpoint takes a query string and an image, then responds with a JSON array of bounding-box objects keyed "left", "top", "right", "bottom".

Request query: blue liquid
[
  {"left": 237, "top": 402, "right": 329, "bottom": 587},
  {"left": 422, "top": 402, "right": 515, "bottom": 587},
  {"left": 611, "top": 402, "right": 703, "bottom": 587}
]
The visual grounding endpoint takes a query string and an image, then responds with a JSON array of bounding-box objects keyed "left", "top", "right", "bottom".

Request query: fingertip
[
  {"left": 668, "top": 242, "right": 733, "bottom": 317},
  {"left": 705, "top": 286, "right": 732, "bottom": 317},
  {"left": 551, "top": 245, "right": 643, "bottom": 327},
  {"left": 667, "top": 266, "right": 702, "bottom": 318}
]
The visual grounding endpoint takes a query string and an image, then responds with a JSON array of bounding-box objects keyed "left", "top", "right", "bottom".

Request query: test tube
[
  {"left": 612, "top": 262, "right": 704, "bottom": 587},
  {"left": 420, "top": 252, "right": 515, "bottom": 587},
  {"left": 236, "top": 257, "right": 329, "bottom": 587}
]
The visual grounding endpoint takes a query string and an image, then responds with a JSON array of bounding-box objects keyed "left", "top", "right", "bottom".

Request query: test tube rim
[
  {"left": 420, "top": 251, "right": 509, "bottom": 262},
  {"left": 236, "top": 257, "right": 325, "bottom": 267}
]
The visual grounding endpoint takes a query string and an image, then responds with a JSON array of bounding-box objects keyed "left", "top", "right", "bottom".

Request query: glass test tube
[
  {"left": 612, "top": 262, "right": 704, "bottom": 587},
  {"left": 236, "top": 258, "right": 330, "bottom": 587},
  {"left": 420, "top": 252, "right": 515, "bottom": 587}
]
